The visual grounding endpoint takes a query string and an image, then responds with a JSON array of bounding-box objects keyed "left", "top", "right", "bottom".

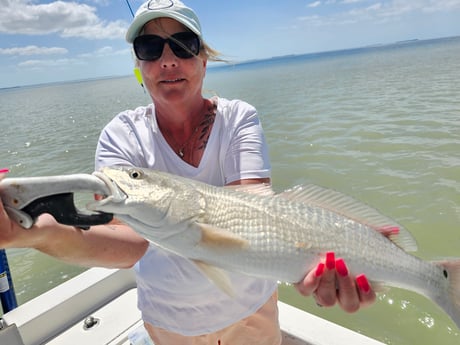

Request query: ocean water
[{"left": 1, "top": 37, "right": 459, "bottom": 344}]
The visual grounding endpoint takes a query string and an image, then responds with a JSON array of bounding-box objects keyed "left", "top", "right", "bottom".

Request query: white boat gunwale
[{"left": 0, "top": 267, "right": 385, "bottom": 345}]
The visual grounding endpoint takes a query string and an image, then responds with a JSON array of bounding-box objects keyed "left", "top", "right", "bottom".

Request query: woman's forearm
[{"left": 8, "top": 213, "right": 148, "bottom": 269}]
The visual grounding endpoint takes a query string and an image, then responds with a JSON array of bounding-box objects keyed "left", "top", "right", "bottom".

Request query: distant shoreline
[
  {"left": 2, "top": 35, "right": 458, "bottom": 91},
  {"left": 212, "top": 35, "right": 459, "bottom": 70}
]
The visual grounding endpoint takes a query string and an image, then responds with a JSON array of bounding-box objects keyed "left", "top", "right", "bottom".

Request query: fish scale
[
  {"left": 90, "top": 166, "right": 460, "bottom": 329},
  {"left": 205, "top": 193, "right": 313, "bottom": 259}
]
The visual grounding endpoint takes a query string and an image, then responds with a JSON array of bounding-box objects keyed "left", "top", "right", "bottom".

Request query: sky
[{"left": 1, "top": 0, "right": 459, "bottom": 88}]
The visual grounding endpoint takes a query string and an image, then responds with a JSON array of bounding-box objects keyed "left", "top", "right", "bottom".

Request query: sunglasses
[{"left": 133, "top": 32, "right": 201, "bottom": 61}]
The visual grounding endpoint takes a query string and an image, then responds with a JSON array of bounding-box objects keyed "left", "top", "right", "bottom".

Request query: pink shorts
[{"left": 144, "top": 291, "right": 282, "bottom": 345}]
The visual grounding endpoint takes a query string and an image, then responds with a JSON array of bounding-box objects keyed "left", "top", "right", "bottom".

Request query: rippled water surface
[{"left": 1, "top": 37, "right": 459, "bottom": 344}]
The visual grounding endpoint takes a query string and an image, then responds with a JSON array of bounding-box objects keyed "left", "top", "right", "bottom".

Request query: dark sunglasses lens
[
  {"left": 169, "top": 32, "right": 200, "bottom": 59},
  {"left": 134, "top": 35, "right": 164, "bottom": 61},
  {"left": 133, "top": 32, "right": 200, "bottom": 61}
]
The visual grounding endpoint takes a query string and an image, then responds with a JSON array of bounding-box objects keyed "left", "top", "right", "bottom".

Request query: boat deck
[{"left": 1, "top": 268, "right": 385, "bottom": 345}]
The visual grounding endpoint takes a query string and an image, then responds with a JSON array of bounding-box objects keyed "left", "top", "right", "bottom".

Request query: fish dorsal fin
[
  {"left": 278, "top": 184, "right": 417, "bottom": 252},
  {"left": 192, "top": 260, "right": 234, "bottom": 297},
  {"left": 197, "top": 223, "right": 249, "bottom": 249},
  {"left": 224, "top": 183, "right": 275, "bottom": 196}
]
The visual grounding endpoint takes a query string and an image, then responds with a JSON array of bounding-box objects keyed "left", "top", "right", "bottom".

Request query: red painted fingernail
[
  {"left": 335, "top": 258, "right": 348, "bottom": 277},
  {"left": 356, "top": 274, "right": 371, "bottom": 293},
  {"left": 315, "top": 263, "right": 325, "bottom": 277},
  {"left": 326, "top": 252, "right": 335, "bottom": 270},
  {"left": 0, "top": 168, "right": 9, "bottom": 174}
]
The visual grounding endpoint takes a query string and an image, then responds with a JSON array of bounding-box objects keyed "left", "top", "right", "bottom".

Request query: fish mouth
[{"left": 91, "top": 171, "right": 127, "bottom": 206}]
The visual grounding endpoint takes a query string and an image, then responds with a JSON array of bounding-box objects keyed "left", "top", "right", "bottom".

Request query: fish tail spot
[{"left": 434, "top": 259, "right": 460, "bottom": 328}]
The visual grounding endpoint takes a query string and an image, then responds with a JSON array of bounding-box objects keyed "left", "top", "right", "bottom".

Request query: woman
[{"left": 0, "top": 1, "right": 375, "bottom": 344}]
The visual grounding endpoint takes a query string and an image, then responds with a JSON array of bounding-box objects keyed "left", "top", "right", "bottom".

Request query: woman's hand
[
  {"left": 0, "top": 178, "right": 56, "bottom": 249},
  {"left": 295, "top": 252, "right": 376, "bottom": 313}
]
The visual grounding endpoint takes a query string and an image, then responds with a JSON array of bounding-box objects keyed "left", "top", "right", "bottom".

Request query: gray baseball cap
[{"left": 126, "top": 0, "right": 202, "bottom": 43}]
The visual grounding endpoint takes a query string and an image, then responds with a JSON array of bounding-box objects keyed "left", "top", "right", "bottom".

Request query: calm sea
[{"left": 1, "top": 37, "right": 459, "bottom": 344}]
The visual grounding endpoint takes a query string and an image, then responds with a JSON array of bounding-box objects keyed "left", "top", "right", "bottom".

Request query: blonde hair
[{"left": 200, "top": 41, "right": 226, "bottom": 63}]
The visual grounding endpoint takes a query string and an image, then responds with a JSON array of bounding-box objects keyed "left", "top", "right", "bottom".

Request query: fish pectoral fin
[
  {"left": 192, "top": 260, "right": 235, "bottom": 297},
  {"left": 197, "top": 223, "right": 249, "bottom": 249}
]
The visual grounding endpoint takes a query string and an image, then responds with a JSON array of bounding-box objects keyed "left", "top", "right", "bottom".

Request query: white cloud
[
  {"left": 61, "top": 20, "right": 128, "bottom": 40},
  {"left": 18, "top": 58, "right": 84, "bottom": 69},
  {"left": 0, "top": 0, "right": 128, "bottom": 40},
  {"left": 298, "top": 0, "right": 460, "bottom": 26},
  {"left": 78, "top": 46, "right": 130, "bottom": 58},
  {"left": 0, "top": 45, "right": 68, "bottom": 56},
  {"left": 422, "top": 0, "right": 460, "bottom": 12},
  {"left": 308, "top": 1, "right": 322, "bottom": 8},
  {"left": 341, "top": 0, "right": 366, "bottom": 4}
]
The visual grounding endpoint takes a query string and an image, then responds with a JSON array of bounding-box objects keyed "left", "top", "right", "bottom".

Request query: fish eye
[{"left": 129, "top": 169, "right": 143, "bottom": 179}]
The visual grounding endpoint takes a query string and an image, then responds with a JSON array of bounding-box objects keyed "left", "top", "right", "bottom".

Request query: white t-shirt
[{"left": 95, "top": 97, "right": 277, "bottom": 335}]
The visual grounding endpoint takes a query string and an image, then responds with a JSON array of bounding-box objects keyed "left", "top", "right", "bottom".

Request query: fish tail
[{"left": 433, "top": 260, "right": 460, "bottom": 328}]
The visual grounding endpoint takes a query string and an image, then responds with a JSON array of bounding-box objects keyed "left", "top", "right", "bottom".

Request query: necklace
[
  {"left": 162, "top": 99, "right": 217, "bottom": 160},
  {"left": 177, "top": 127, "right": 199, "bottom": 158}
]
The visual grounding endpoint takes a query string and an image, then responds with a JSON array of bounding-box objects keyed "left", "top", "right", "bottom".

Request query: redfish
[{"left": 90, "top": 166, "right": 460, "bottom": 329}]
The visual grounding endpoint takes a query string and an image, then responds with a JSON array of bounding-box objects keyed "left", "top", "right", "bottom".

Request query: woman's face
[{"left": 138, "top": 18, "right": 207, "bottom": 106}]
